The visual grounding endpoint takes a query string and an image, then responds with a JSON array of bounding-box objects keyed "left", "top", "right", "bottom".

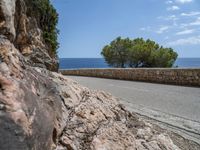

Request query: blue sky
[{"left": 51, "top": 0, "right": 200, "bottom": 58}]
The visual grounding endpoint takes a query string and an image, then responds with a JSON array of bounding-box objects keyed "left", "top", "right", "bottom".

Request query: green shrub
[{"left": 26, "top": 0, "right": 59, "bottom": 57}]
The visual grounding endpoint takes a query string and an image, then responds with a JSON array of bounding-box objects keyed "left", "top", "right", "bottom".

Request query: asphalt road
[
  {"left": 67, "top": 76, "right": 200, "bottom": 122},
  {"left": 67, "top": 76, "right": 200, "bottom": 142}
]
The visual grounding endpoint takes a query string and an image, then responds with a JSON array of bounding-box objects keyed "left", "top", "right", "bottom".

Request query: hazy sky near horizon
[{"left": 51, "top": 0, "right": 200, "bottom": 58}]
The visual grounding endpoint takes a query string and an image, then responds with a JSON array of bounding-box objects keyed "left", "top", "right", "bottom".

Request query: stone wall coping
[{"left": 60, "top": 68, "right": 200, "bottom": 71}]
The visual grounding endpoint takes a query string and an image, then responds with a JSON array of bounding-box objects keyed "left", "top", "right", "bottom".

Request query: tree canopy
[{"left": 101, "top": 37, "right": 178, "bottom": 68}]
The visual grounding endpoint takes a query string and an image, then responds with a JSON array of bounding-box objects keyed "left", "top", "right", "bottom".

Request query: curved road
[{"left": 67, "top": 76, "right": 200, "bottom": 143}]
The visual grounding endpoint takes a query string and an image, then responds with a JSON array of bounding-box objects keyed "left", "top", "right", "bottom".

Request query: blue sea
[{"left": 59, "top": 58, "right": 200, "bottom": 69}]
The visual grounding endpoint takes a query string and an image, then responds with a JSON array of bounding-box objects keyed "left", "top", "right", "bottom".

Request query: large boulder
[{"left": 0, "top": 36, "right": 61, "bottom": 149}]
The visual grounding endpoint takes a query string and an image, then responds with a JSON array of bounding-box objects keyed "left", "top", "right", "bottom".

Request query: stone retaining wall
[{"left": 60, "top": 68, "right": 200, "bottom": 87}]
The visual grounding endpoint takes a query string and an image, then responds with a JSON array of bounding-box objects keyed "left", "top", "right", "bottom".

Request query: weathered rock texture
[
  {"left": 0, "top": 0, "right": 200, "bottom": 150},
  {"left": 61, "top": 68, "right": 200, "bottom": 87},
  {"left": 1, "top": 36, "right": 200, "bottom": 149},
  {"left": 0, "top": 0, "right": 59, "bottom": 71}
]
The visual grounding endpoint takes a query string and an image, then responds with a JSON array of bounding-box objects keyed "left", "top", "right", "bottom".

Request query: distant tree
[
  {"left": 101, "top": 37, "right": 132, "bottom": 68},
  {"left": 101, "top": 37, "right": 178, "bottom": 68},
  {"left": 152, "top": 47, "right": 178, "bottom": 67}
]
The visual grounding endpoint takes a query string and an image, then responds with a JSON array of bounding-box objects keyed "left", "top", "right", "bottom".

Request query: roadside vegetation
[
  {"left": 27, "top": 0, "right": 59, "bottom": 57},
  {"left": 101, "top": 37, "right": 178, "bottom": 68}
]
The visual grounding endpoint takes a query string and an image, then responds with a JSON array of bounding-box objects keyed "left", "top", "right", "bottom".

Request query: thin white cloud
[
  {"left": 180, "top": 23, "right": 188, "bottom": 28},
  {"left": 167, "top": 36, "right": 200, "bottom": 46},
  {"left": 167, "top": 5, "right": 180, "bottom": 11},
  {"left": 175, "top": 0, "right": 193, "bottom": 4},
  {"left": 156, "top": 26, "right": 169, "bottom": 34},
  {"left": 157, "top": 15, "right": 179, "bottom": 27},
  {"left": 165, "top": 0, "right": 173, "bottom": 4},
  {"left": 165, "top": 36, "right": 170, "bottom": 40},
  {"left": 140, "top": 26, "right": 151, "bottom": 31},
  {"left": 180, "top": 17, "right": 200, "bottom": 28},
  {"left": 158, "top": 15, "right": 179, "bottom": 21},
  {"left": 140, "top": 28, "right": 146, "bottom": 31},
  {"left": 190, "top": 17, "right": 200, "bottom": 26},
  {"left": 181, "top": 11, "right": 200, "bottom": 17},
  {"left": 176, "top": 29, "right": 195, "bottom": 35},
  {"left": 166, "top": 15, "right": 179, "bottom": 21}
]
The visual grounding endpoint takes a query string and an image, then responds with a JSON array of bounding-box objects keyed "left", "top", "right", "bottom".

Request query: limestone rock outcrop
[
  {"left": 0, "top": 36, "right": 61, "bottom": 149},
  {"left": 0, "top": 0, "right": 200, "bottom": 150},
  {"left": 0, "top": 0, "right": 59, "bottom": 71}
]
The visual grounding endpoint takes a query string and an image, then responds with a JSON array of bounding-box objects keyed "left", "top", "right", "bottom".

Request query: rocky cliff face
[
  {"left": 0, "top": 0, "right": 200, "bottom": 150},
  {"left": 0, "top": 0, "right": 59, "bottom": 71}
]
